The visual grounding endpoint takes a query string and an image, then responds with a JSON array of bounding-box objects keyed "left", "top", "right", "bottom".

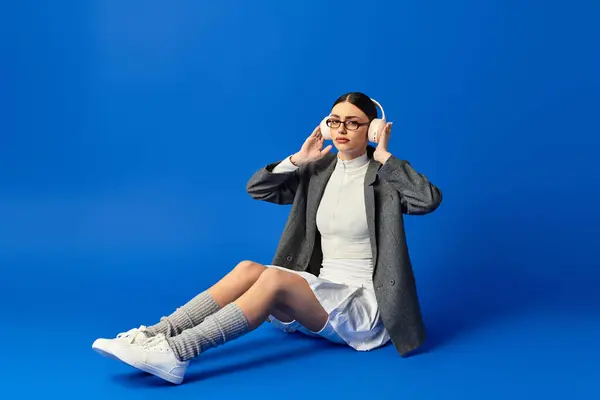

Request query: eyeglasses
[{"left": 325, "top": 118, "right": 370, "bottom": 131}]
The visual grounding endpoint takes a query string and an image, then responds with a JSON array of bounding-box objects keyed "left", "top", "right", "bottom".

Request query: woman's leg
[
  {"left": 145, "top": 260, "right": 268, "bottom": 337},
  {"left": 115, "top": 266, "right": 328, "bottom": 384},
  {"left": 235, "top": 268, "right": 328, "bottom": 331},
  {"left": 168, "top": 267, "right": 328, "bottom": 361},
  {"left": 207, "top": 260, "right": 267, "bottom": 306}
]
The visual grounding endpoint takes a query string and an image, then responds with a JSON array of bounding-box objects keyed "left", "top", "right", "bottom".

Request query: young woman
[{"left": 92, "top": 92, "right": 442, "bottom": 385}]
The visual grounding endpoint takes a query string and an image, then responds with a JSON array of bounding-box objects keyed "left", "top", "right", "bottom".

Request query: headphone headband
[{"left": 370, "top": 98, "right": 386, "bottom": 122}]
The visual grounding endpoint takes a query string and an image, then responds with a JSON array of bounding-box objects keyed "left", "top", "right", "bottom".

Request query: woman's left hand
[{"left": 373, "top": 121, "right": 393, "bottom": 164}]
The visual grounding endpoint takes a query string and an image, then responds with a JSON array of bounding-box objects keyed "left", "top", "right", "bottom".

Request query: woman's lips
[{"left": 335, "top": 138, "right": 349, "bottom": 143}]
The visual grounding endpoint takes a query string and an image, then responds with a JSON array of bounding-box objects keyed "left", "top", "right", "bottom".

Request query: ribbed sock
[
  {"left": 145, "top": 291, "right": 221, "bottom": 338},
  {"left": 167, "top": 303, "right": 250, "bottom": 361}
]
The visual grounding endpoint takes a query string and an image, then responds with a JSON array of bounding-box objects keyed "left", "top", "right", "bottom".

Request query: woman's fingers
[
  {"left": 321, "top": 144, "right": 333, "bottom": 155},
  {"left": 310, "top": 125, "right": 321, "bottom": 138}
]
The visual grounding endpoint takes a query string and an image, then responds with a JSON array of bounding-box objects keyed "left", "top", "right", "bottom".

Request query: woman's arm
[
  {"left": 377, "top": 155, "right": 442, "bottom": 215},
  {"left": 246, "top": 155, "right": 303, "bottom": 205},
  {"left": 247, "top": 125, "right": 331, "bottom": 205},
  {"left": 373, "top": 122, "right": 442, "bottom": 215}
]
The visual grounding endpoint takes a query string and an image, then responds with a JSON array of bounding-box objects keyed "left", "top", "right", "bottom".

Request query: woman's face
[{"left": 327, "top": 101, "right": 370, "bottom": 159}]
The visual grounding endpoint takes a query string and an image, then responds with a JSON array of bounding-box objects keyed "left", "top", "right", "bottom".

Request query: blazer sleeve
[
  {"left": 246, "top": 156, "right": 303, "bottom": 205},
  {"left": 377, "top": 155, "right": 442, "bottom": 215}
]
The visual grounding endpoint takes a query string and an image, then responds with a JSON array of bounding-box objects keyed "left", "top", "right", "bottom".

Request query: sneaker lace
[
  {"left": 116, "top": 326, "right": 146, "bottom": 343},
  {"left": 142, "top": 333, "right": 166, "bottom": 348}
]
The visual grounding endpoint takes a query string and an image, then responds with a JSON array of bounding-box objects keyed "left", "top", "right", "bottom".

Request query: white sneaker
[
  {"left": 92, "top": 326, "right": 150, "bottom": 361},
  {"left": 111, "top": 333, "right": 190, "bottom": 385}
]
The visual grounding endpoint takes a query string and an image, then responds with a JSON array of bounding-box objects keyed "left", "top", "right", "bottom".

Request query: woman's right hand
[{"left": 290, "top": 126, "right": 333, "bottom": 166}]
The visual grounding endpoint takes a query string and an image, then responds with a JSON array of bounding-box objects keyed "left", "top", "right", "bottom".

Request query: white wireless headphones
[{"left": 319, "top": 98, "right": 387, "bottom": 143}]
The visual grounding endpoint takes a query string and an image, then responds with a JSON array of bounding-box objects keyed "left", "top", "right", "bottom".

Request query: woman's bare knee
[
  {"left": 207, "top": 260, "right": 267, "bottom": 307},
  {"left": 254, "top": 268, "right": 288, "bottom": 298},
  {"left": 233, "top": 260, "right": 267, "bottom": 278}
]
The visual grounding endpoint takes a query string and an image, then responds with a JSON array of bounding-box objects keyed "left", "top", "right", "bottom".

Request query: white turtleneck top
[{"left": 272, "top": 153, "right": 375, "bottom": 291}]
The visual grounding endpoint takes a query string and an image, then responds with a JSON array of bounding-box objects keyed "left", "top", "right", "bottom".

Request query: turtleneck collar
[{"left": 335, "top": 152, "right": 370, "bottom": 171}]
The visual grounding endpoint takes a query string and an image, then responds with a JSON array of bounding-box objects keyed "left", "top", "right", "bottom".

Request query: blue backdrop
[{"left": 2, "top": 1, "right": 598, "bottom": 398}]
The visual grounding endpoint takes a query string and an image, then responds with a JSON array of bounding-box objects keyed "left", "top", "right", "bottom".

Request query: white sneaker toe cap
[{"left": 92, "top": 338, "right": 118, "bottom": 360}]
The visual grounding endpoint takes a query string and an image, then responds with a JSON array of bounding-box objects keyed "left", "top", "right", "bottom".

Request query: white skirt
[{"left": 265, "top": 264, "right": 391, "bottom": 351}]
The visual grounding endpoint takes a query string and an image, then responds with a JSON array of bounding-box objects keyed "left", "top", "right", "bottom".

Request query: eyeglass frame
[{"left": 325, "top": 118, "right": 370, "bottom": 131}]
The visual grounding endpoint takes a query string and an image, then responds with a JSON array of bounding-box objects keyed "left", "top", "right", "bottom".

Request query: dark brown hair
[{"left": 332, "top": 92, "right": 378, "bottom": 121}]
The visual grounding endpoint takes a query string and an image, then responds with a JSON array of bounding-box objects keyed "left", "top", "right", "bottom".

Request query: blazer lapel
[{"left": 365, "top": 156, "right": 381, "bottom": 269}]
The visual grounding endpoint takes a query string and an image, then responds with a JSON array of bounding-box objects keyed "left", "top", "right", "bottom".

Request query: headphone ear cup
[
  {"left": 368, "top": 118, "right": 384, "bottom": 143},
  {"left": 320, "top": 117, "right": 332, "bottom": 140}
]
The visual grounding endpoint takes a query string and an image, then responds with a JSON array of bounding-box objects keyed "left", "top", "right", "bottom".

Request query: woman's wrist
[{"left": 290, "top": 153, "right": 303, "bottom": 166}]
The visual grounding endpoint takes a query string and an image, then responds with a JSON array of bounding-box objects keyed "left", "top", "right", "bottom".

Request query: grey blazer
[{"left": 246, "top": 145, "right": 442, "bottom": 356}]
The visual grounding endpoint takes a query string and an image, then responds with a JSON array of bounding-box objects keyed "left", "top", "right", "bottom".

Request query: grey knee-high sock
[
  {"left": 145, "top": 291, "right": 221, "bottom": 338},
  {"left": 167, "top": 303, "right": 250, "bottom": 361}
]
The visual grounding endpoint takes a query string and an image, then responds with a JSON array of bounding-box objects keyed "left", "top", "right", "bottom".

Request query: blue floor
[{"left": 2, "top": 247, "right": 598, "bottom": 399}]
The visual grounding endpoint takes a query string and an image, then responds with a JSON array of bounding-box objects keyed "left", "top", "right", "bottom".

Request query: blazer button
[
  {"left": 286, "top": 255, "right": 293, "bottom": 261},
  {"left": 390, "top": 279, "right": 395, "bottom": 286}
]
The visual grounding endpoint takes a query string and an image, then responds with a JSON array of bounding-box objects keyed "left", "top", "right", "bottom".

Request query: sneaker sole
[
  {"left": 109, "top": 344, "right": 182, "bottom": 384},
  {"left": 92, "top": 340, "right": 119, "bottom": 361},
  {"left": 93, "top": 347, "right": 119, "bottom": 361},
  {"left": 134, "top": 361, "right": 184, "bottom": 385}
]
